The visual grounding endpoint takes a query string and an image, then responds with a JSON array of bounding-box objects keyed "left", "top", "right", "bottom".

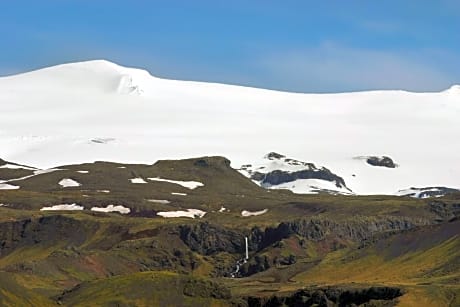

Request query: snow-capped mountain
[{"left": 0, "top": 60, "right": 459, "bottom": 195}]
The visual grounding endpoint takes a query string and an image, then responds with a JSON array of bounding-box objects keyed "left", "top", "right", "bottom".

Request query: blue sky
[{"left": 1, "top": 0, "right": 459, "bottom": 92}]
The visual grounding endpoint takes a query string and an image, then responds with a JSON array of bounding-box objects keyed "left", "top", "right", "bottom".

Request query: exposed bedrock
[
  {"left": 252, "top": 168, "right": 348, "bottom": 189},
  {"left": 178, "top": 216, "right": 430, "bottom": 257},
  {"left": 366, "top": 156, "right": 397, "bottom": 168}
]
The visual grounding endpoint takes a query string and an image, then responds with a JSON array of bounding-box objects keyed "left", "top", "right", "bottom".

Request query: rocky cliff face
[
  {"left": 0, "top": 206, "right": 450, "bottom": 280},
  {"left": 179, "top": 223, "right": 245, "bottom": 255},
  {"left": 428, "top": 201, "right": 460, "bottom": 221},
  {"left": 179, "top": 216, "right": 432, "bottom": 256},
  {"left": 0, "top": 216, "right": 97, "bottom": 256},
  {"left": 245, "top": 286, "right": 403, "bottom": 307},
  {"left": 247, "top": 216, "right": 430, "bottom": 252}
]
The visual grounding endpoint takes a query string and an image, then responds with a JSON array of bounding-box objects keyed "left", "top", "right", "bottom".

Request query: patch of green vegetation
[
  {"left": 0, "top": 272, "right": 55, "bottom": 306},
  {"left": 58, "top": 271, "right": 231, "bottom": 307}
]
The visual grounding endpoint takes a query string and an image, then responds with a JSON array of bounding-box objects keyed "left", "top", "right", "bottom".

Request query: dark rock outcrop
[
  {"left": 0, "top": 216, "right": 90, "bottom": 255},
  {"left": 428, "top": 201, "right": 460, "bottom": 221},
  {"left": 244, "top": 286, "right": 403, "bottom": 307},
  {"left": 248, "top": 216, "right": 429, "bottom": 252},
  {"left": 366, "top": 156, "right": 397, "bottom": 168},
  {"left": 265, "top": 152, "right": 286, "bottom": 160},
  {"left": 253, "top": 168, "right": 348, "bottom": 189},
  {"left": 179, "top": 222, "right": 245, "bottom": 255}
]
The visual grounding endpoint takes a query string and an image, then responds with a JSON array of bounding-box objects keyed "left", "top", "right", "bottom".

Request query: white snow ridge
[{"left": 0, "top": 60, "right": 459, "bottom": 195}]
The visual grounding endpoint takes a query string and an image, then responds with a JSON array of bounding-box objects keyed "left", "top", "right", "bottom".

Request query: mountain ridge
[
  {"left": 0, "top": 60, "right": 459, "bottom": 195},
  {"left": 3, "top": 59, "right": 459, "bottom": 95}
]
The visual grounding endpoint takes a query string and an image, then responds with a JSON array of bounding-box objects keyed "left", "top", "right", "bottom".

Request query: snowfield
[{"left": 0, "top": 60, "right": 459, "bottom": 195}]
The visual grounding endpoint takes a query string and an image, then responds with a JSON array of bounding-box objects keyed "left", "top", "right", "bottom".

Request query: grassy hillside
[{"left": 0, "top": 156, "right": 458, "bottom": 306}]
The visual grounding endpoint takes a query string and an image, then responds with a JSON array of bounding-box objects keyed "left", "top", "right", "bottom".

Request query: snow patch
[
  {"left": 241, "top": 209, "right": 268, "bottom": 217},
  {"left": 171, "top": 192, "right": 187, "bottom": 196},
  {"left": 264, "top": 179, "right": 353, "bottom": 195},
  {"left": 76, "top": 170, "right": 89, "bottom": 174},
  {"left": 0, "top": 183, "right": 20, "bottom": 190},
  {"left": 157, "top": 209, "right": 206, "bottom": 219},
  {"left": 147, "top": 199, "right": 170, "bottom": 204},
  {"left": 58, "top": 178, "right": 81, "bottom": 187},
  {"left": 240, "top": 153, "right": 319, "bottom": 174},
  {"left": 130, "top": 177, "right": 147, "bottom": 184},
  {"left": 0, "top": 168, "right": 62, "bottom": 184},
  {"left": 34, "top": 168, "right": 63, "bottom": 176},
  {"left": 395, "top": 187, "right": 459, "bottom": 199},
  {"left": 148, "top": 177, "right": 204, "bottom": 189},
  {"left": 219, "top": 206, "right": 227, "bottom": 212},
  {"left": 40, "top": 204, "right": 84, "bottom": 211},
  {"left": 91, "top": 205, "right": 130, "bottom": 214}
]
